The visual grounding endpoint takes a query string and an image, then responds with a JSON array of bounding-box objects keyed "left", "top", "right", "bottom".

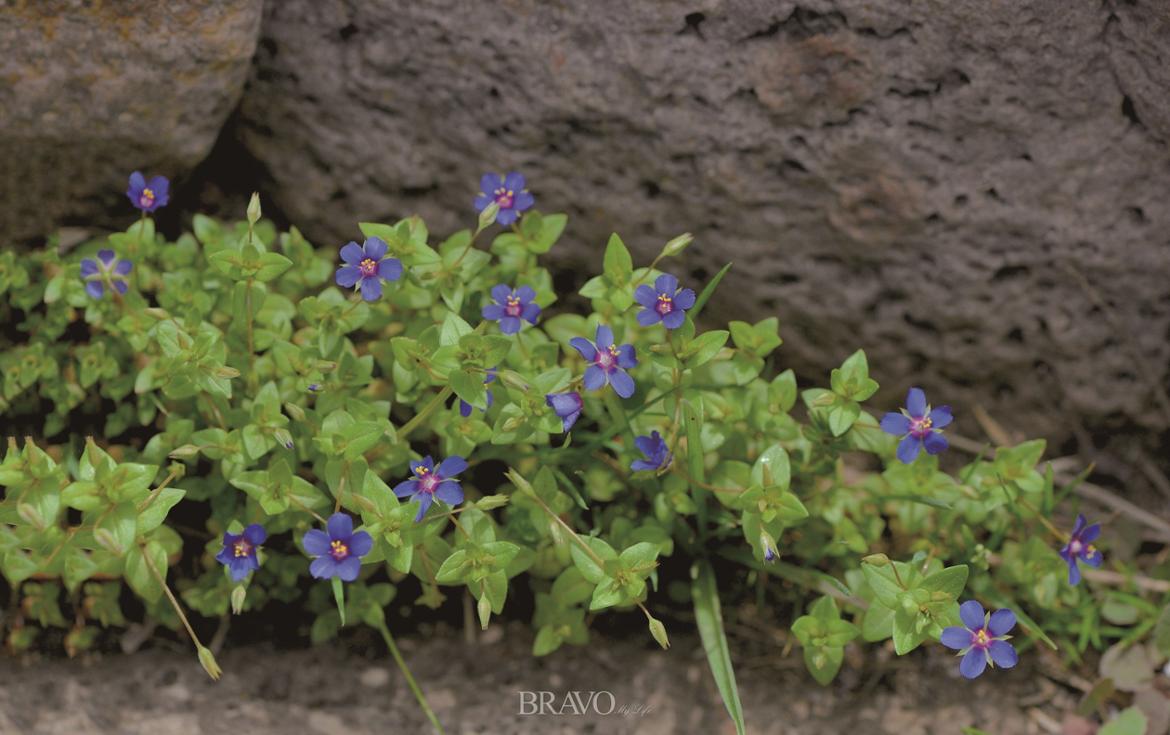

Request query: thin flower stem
[
  {"left": 889, "top": 563, "right": 908, "bottom": 589},
  {"left": 397, "top": 387, "right": 453, "bottom": 441},
  {"left": 139, "top": 541, "right": 206, "bottom": 652},
  {"left": 288, "top": 494, "right": 327, "bottom": 524},
  {"left": 245, "top": 277, "right": 256, "bottom": 391},
  {"left": 137, "top": 468, "right": 181, "bottom": 514},
  {"left": 527, "top": 487, "right": 607, "bottom": 569},
  {"left": 376, "top": 621, "right": 446, "bottom": 735}
]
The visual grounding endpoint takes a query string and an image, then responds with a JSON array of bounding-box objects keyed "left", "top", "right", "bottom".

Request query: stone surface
[
  {"left": 0, "top": 1, "right": 263, "bottom": 241},
  {"left": 232, "top": 0, "right": 1170, "bottom": 442}
]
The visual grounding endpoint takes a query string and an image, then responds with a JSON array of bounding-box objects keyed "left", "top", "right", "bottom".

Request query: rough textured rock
[
  {"left": 233, "top": 0, "right": 1170, "bottom": 442},
  {"left": 0, "top": 1, "right": 263, "bottom": 241}
]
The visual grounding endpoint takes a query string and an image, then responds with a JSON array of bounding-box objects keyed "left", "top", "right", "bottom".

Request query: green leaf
[
  {"left": 254, "top": 252, "right": 294, "bottom": 282},
  {"left": 684, "top": 330, "right": 729, "bottom": 368},
  {"left": 124, "top": 541, "right": 166, "bottom": 603},
  {"left": 332, "top": 577, "right": 346, "bottom": 627},
  {"left": 602, "top": 234, "right": 633, "bottom": 285},
  {"left": 750, "top": 444, "right": 790, "bottom": 490},
  {"left": 690, "top": 262, "right": 732, "bottom": 322},
  {"left": 94, "top": 502, "right": 137, "bottom": 557},
  {"left": 137, "top": 488, "right": 186, "bottom": 535},
  {"left": 920, "top": 565, "right": 968, "bottom": 599},
  {"left": 693, "top": 561, "right": 746, "bottom": 735},
  {"left": 1099, "top": 707, "right": 1147, "bottom": 735},
  {"left": 569, "top": 537, "right": 616, "bottom": 584}
]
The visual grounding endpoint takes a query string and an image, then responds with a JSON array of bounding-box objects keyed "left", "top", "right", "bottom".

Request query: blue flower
[
  {"left": 459, "top": 369, "right": 497, "bottom": 417},
  {"left": 214, "top": 524, "right": 267, "bottom": 582},
  {"left": 393, "top": 456, "right": 467, "bottom": 522},
  {"left": 474, "top": 172, "right": 535, "bottom": 225},
  {"left": 482, "top": 285, "right": 540, "bottom": 334},
  {"left": 302, "top": 513, "right": 373, "bottom": 582},
  {"left": 546, "top": 392, "right": 584, "bottom": 432},
  {"left": 634, "top": 274, "right": 696, "bottom": 330},
  {"left": 335, "top": 236, "right": 404, "bottom": 301},
  {"left": 879, "top": 387, "right": 952, "bottom": 463},
  {"left": 570, "top": 325, "right": 638, "bottom": 399},
  {"left": 1059, "top": 514, "right": 1102, "bottom": 586},
  {"left": 940, "top": 601, "right": 1018, "bottom": 679},
  {"left": 126, "top": 171, "right": 169, "bottom": 213},
  {"left": 631, "top": 431, "right": 672, "bottom": 472},
  {"left": 80, "top": 249, "right": 133, "bottom": 300}
]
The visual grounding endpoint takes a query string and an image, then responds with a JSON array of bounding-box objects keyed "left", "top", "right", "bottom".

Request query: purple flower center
[
  {"left": 415, "top": 466, "right": 440, "bottom": 494},
  {"left": 655, "top": 294, "right": 673, "bottom": 315},
  {"left": 139, "top": 188, "right": 155, "bottom": 208},
  {"left": 969, "top": 627, "right": 992, "bottom": 650},
  {"left": 330, "top": 539, "right": 350, "bottom": 560},
  {"left": 493, "top": 187, "right": 515, "bottom": 209},
  {"left": 596, "top": 344, "right": 619, "bottom": 370},
  {"left": 359, "top": 257, "right": 378, "bottom": 277},
  {"left": 505, "top": 295, "right": 523, "bottom": 317},
  {"left": 909, "top": 415, "right": 933, "bottom": 438},
  {"left": 233, "top": 539, "right": 252, "bottom": 558}
]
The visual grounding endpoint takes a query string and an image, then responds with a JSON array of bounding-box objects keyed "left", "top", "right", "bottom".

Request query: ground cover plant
[{"left": 1, "top": 172, "right": 1167, "bottom": 734}]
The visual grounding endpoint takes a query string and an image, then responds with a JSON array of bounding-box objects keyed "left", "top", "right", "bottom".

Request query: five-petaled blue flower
[
  {"left": 631, "top": 431, "right": 672, "bottom": 472},
  {"left": 634, "top": 274, "right": 696, "bottom": 330},
  {"left": 482, "top": 284, "right": 540, "bottom": 334},
  {"left": 126, "top": 171, "right": 170, "bottom": 213},
  {"left": 215, "top": 524, "right": 267, "bottom": 582},
  {"left": 459, "top": 369, "right": 497, "bottom": 417},
  {"left": 546, "top": 392, "right": 584, "bottom": 432},
  {"left": 474, "top": 172, "right": 535, "bottom": 226},
  {"left": 80, "top": 249, "right": 133, "bottom": 300},
  {"left": 335, "top": 236, "right": 404, "bottom": 301},
  {"left": 302, "top": 513, "right": 373, "bottom": 582},
  {"left": 1059, "top": 514, "right": 1102, "bottom": 586},
  {"left": 571, "top": 325, "right": 638, "bottom": 399},
  {"left": 880, "top": 387, "right": 952, "bottom": 464},
  {"left": 394, "top": 456, "right": 467, "bottom": 522},
  {"left": 940, "top": 600, "right": 1018, "bottom": 679}
]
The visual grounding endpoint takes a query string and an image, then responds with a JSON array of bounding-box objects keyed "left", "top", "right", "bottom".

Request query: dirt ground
[{"left": 0, "top": 620, "right": 1077, "bottom": 735}]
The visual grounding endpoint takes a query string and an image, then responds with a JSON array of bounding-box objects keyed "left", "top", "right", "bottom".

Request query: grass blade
[{"left": 692, "top": 560, "right": 746, "bottom": 735}]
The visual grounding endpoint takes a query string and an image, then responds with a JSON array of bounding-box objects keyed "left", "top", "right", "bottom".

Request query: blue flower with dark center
[
  {"left": 634, "top": 274, "right": 696, "bottom": 330},
  {"left": 879, "top": 387, "right": 952, "bottom": 464},
  {"left": 215, "top": 524, "right": 267, "bottom": 582},
  {"left": 459, "top": 369, "right": 497, "bottom": 417},
  {"left": 393, "top": 456, "right": 467, "bottom": 522},
  {"left": 126, "top": 171, "right": 170, "bottom": 213},
  {"left": 940, "top": 601, "right": 1018, "bottom": 679},
  {"left": 302, "top": 513, "right": 373, "bottom": 582},
  {"left": 546, "top": 392, "right": 584, "bottom": 432},
  {"left": 482, "top": 285, "right": 540, "bottom": 334},
  {"left": 1059, "top": 514, "right": 1103, "bottom": 586},
  {"left": 335, "top": 236, "right": 404, "bottom": 301},
  {"left": 474, "top": 172, "right": 535, "bottom": 225},
  {"left": 570, "top": 325, "right": 638, "bottom": 399},
  {"left": 80, "top": 249, "right": 133, "bottom": 299},
  {"left": 631, "top": 431, "right": 672, "bottom": 472}
]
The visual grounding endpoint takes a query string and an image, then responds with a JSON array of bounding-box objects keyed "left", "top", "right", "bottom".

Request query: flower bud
[
  {"left": 477, "top": 595, "right": 492, "bottom": 629},
  {"left": 197, "top": 645, "right": 223, "bottom": 681},
  {"left": 247, "top": 192, "right": 262, "bottom": 225},
  {"left": 273, "top": 428, "right": 294, "bottom": 450},
  {"left": 477, "top": 201, "right": 500, "bottom": 233},
  {"left": 231, "top": 584, "right": 247, "bottom": 615},
  {"left": 476, "top": 494, "right": 511, "bottom": 510},
  {"left": 169, "top": 444, "right": 201, "bottom": 459},
  {"left": 862, "top": 553, "right": 890, "bottom": 567},
  {"left": 648, "top": 616, "right": 670, "bottom": 650},
  {"left": 284, "top": 401, "right": 306, "bottom": 422},
  {"left": 660, "top": 232, "right": 693, "bottom": 257},
  {"left": 214, "top": 366, "right": 241, "bottom": 379}
]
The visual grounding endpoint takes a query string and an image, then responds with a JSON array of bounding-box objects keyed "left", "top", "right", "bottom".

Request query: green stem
[
  {"left": 376, "top": 621, "right": 446, "bottom": 735},
  {"left": 245, "top": 277, "right": 256, "bottom": 391},
  {"left": 397, "top": 386, "right": 453, "bottom": 441},
  {"left": 527, "top": 483, "right": 607, "bottom": 568}
]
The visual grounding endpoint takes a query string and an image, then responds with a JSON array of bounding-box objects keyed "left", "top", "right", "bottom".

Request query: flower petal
[
  {"left": 80, "top": 259, "right": 99, "bottom": 277},
  {"left": 521, "top": 302, "right": 541, "bottom": 324},
  {"left": 1082, "top": 549, "right": 1104, "bottom": 568},
  {"left": 595, "top": 325, "right": 614, "bottom": 349},
  {"left": 514, "top": 285, "right": 536, "bottom": 303},
  {"left": 1080, "top": 521, "right": 1101, "bottom": 543},
  {"left": 880, "top": 412, "right": 911, "bottom": 436},
  {"left": 636, "top": 308, "right": 662, "bottom": 327},
  {"left": 673, "top": 288, "right": 696, "bottom": 310},
  {"left": 378, "top": 258, "right": 403, "bottom": 281},
  {"left": 503, "top": 172, "right": 526, "bottom": 191},
  {"left": 459, "top": 400, "right": 473, "bottom": 417},
  {"left": 959, "top": 600, "right": 986, "bottom": 630},
  {"left": 610, "top": 369, "right": 636, "bottom": 399},
  {"left": 988, "top": 640, "right": 1018, "bottom": 669},
  {"left": 393, "top": 479, "right": 421, "bottom": 499},
  {"left": 654, "top": 273, "right": 679, "bottom": 295},
  {"left": 327, "top": 513, "right": 353, "bottom": 541},
  {"left": 335, "top": 556, "right": 362, "bottom": 582},
  {"left": 1067, "top": 558, "right": 1082, "bottom": 586},
  {"left": 570, "top": 337, "right": 597, "bottom": 361},
  {"left": 360, "top": 276, "right": 383, "bottom": 301},
  {"left": 128, "top": 171, "right": 146, "bottom": 192},
  {"left": 561, "top": 409, "right": 582, "bottom": 432},
  {"left": 113, "top": 259, "right": 133, "bottom": 276},
  {"left": 480, "top": 173, "right": 503, "bottom": 195},
  {"left": 616, "top": 344, "right": 637, "bottom": 369},
  {"left": 929, "top": 406, "right": 953, "bottom": 429},
  {"left": 940, "top": 626, "right": 971, "bottom": 650},
  {"left": 634, "top": 284, "right": 658, "bottom": 309},
  {"left": 435, "top": 480, "right": 464, "bottom": 505},
  {"left": 634, "top": 434, "right": 658, "bottom": 457},
  {"left": 97, "top": 249, "right": 116, "bottom": 266},
  {"left": 662, "top": 310, "right": 686, "bottom": 330},
  {"left": 473, "top": 194, "right": 493, "bottom": 211},
  {"left": 583, "top": 365, "right": 607, "bottom": 391},
  {"left": 546, "top": 392, "right": 583, "bottom": 417},
  {"left": 335, "top": 265, "right": 361, "bottom": 288},
  {"left": 309, "top": 556, "right": 337, "bottom": 579},
  {"left": 496, "top": 208, "right": 519, "bottom": 225},
  {"left": 243, "top": 524, "right": 267, "bottom": 545},
  {"left": 147, "top": 176, "right": 170, "bottom": 200},
  {"left": 988, "top": 608, "right": 1016, "bottom": 636},
  {"left": 302, "top": 529, "right": 331, "bottom": 556},
  {"left": 905, "top": 387, "right": 928, "bottom": 417},
  {"left": 413, "top": 493, "right": 433, "bottom": 523},
  {"left": 896, "top": 434, "right": 921, "bottom": 464},
  {"left": 85, "top": 281, "right": 105, "bottom": 299},
  {"left": 959, "top": 648, "right": 987, "bottom": 679},
  {"left": 348, "top": 530, "right": 374, "bottom": 558},
  {"left": 438, "top": 456, "right": 468, "bottom": 477},
  {"left": 363, "top": 236, "right": 388, "bottom": 261},
  {"left": 340, "top": 241, "right": 364, "bottom": 265},
  {"left": 923, "top": 431, "right": 949, "bottom": 455},
  {"left": 411, "top": 457, "right": 434, "bottom": 474},
  {"left": 631, "top": 459, "right": 658, "bottom": 472},
  {"left": 514, "top": 190, "right": 535, "bottom": 211},
  {"left": 482, "top": 304, "right": 505, "bottom": 320},
  {"left": 499, "top": 316, "right": 522, "bottom": 334}
]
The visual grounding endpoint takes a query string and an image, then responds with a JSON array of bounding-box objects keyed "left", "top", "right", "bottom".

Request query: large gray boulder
[
  {"left": 0, "top": 1, "right": 263, "bottom": 241},
  {"left": 234, "top": 0, "right": 1170, "bottom": 441}
]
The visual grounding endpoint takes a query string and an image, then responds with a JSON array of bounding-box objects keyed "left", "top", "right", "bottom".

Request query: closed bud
[
  {"left": 477, "top": 595, "right": 492, "bottom": 629},
  {"left": 284, "top": 401, "right": 306, "bottom": 422},
  {"left": 247, "top": 192, "right": 262, "bottom": 225},
  {"left": 169, "top": 444, "right": 201, "bottom": 459},
  {"left": 498, "top": 369, "right": 530, "bottom": 391},
  {"left": 660, "top": 232, "right": 693, "bottom": 257},
  {"left": 214, "top": 366, "right": 241, "bottom": 379},
  {"left": 648, "top": 616, "right": 670, "bottom": 650},
  {"left": 197, "top": 645, "right": 223, "bottom": 681},
  {"left": 502, "top": 415, "right": 526, "bottom": 432},
  {"left": 862, "top": 553, "right": 890, "bottom": 567},
  {"left": 231, "top": 584, "right": 247, "bottom": 615},
  {"left": 477, "top": 201, "right": 500, "bottom": 233},
  {"left": 476, "top": 494, "right": 511, "bottom": 510},
  {"left": 273, "top": 428, "right": 294, "bottom": 450}
]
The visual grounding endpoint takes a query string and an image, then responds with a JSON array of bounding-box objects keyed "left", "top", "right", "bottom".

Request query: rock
[
  {"left": 358, "top": 666, "right": 390, "bottom": 689},
  {"left": 233, "top": 0, "right": 1170, "bottom": 442},
  {"left": 0, "top": 0, "right": 263, "bottom": 242}
]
